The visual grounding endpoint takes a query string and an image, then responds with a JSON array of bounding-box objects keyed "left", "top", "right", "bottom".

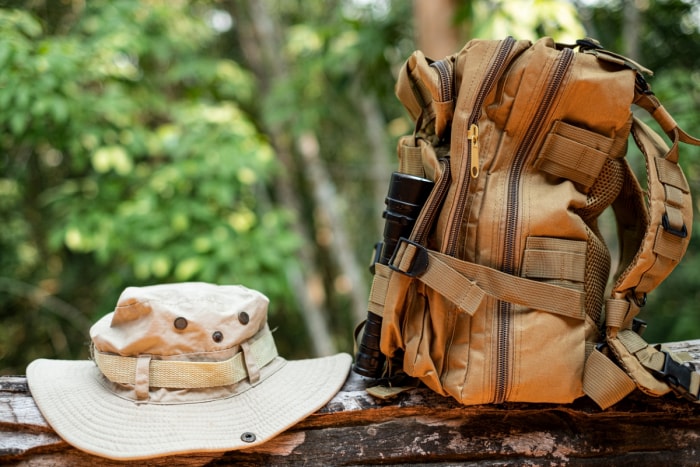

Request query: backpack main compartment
[{"left": 373, "top": 37, "right": 689, "bottom": 405}]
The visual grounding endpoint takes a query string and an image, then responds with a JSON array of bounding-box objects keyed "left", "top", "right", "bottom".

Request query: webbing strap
[
  {"left": 522, "top": 237, "right": 586, "bottom": 284},
  {"left": 536, "top": 120, "right": 616, "bottom": 190},
  {"left": 93, "top": 325, "right": 278, "bottom": 389},
  {"left": 583, "top": 348, "right": 636, "bottom": 409},
  {"left": 604, "top": 298, "right": 634, "bottom": 329},
  {"left": 391, "top": 241, "right": 585, "bottom": 320},
  {"left": 397, "top": 137, "right": 425, "bottom": 177},
  {"left": 614, "top": 330, "right": 700, "bottom": 401},
  {"left": 367, "top": 263, "right": 391, "bottom": 317},
  {"left": 606, "top": 330, "right": 671, "bottom": 397},
  {"left": 634, "top": 92, "right": 700, "bottom": 161},
  {"left": 584, "top": 332, "right": 700, "bottom": 408}
]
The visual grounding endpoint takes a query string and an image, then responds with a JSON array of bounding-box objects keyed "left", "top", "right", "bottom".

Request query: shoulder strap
[
  {"left": 585, "top": 75, "right": 700, "bottom": 408},
  {"left": 611, "top": 78, "right": 699, "bottom": 304}
]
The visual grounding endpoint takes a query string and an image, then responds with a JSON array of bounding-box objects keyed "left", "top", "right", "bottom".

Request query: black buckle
[
  {"left": 576, "top": 38, "right": 604, "bottom": 51},
  {"left": 662, "top": 213, "right": 688, "bottom": 238},
  {"left": 635, "top": 73, "right": 654, "bottom": 96},
  {"left": 632, "top": 318, "right": 647, "bottom": 336},
  {"left": 652, "top": 351, "right": 699, "bottom": 402},
  {"left": 389, "top": 238, "right": 429, "bottom": 277},
  {"left": 631, "top": 292, "right": 647, "bottom": 308}
]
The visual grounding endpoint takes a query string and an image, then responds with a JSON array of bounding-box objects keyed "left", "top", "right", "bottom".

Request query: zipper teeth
[
  {"left": 501, "top": 47, "right": 574, "bottom": 273},
  {"left": 494, "top": 299, "right": 511, "bottom": 403},
  {"left": 445, "top": 37, "right": 516, "bottom": 257},
  {"left": 410, "top": 60, "right": 454, "bottom": 246},
  {"left": 431, "top": 60, "right": 453, "bottom": 103},
  {"left": 493, "top": 47, "right": 575, "bottom": 404},
  {"left": 470, "top": 37, "right": 516, "bottom": 125},
  {"left": 413, "top": 159, "right": 450, "bottom": 245}
]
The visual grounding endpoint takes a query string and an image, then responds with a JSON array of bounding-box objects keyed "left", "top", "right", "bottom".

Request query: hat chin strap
[{"left": 92, "top": 325, "right": 278, "bottom": 393}]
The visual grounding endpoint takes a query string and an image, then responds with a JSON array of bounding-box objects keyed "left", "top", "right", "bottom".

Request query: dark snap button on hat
[
  {"left": 238, "top": 311, "right": 250, "bottom": 325},
  {"left": 174, "top": 317, "right": 188, "bottom": 330}
]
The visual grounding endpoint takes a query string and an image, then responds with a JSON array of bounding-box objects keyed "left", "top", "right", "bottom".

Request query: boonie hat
[{"left": 26, "top": 282, "right": 352, "bottom": 460}]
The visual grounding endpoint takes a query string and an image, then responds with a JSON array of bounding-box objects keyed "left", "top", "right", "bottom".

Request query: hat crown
[{"left": 91, "top": 283, "right": 269, "bottom": 358}]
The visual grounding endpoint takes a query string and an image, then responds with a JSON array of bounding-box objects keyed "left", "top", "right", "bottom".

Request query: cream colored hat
[{"left": 26, "top": 282, "right": 351, "bottom": 460}]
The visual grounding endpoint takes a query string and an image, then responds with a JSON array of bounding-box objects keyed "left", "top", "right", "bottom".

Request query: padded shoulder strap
[
  {"left": 611, "top": 116, "right": 693, "bottom": 300},
  {"left": 611, "top": 79, "right": 698, "bottom": 302},
  {"left": 586, "top": 79, "right": 700, "bottom": 409}
]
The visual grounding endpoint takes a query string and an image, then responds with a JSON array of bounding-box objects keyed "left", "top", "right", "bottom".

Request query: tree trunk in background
[
  {"left": 226, "top": 0, "right": 335, "bottom": 356},
  {"left": 227, "top": 0, "right": 372, "bottom": 353},
  {"left": 355, "top": 84, "right": 394, "bottom": 246},
  {"left": 413, "top": 0, "right": 462, "bottom": 58},
  {"left": 295, "top": 132, "right": 369, "bottom": 325},
  {"left": 622, "top": 0, "right": 641, "bottom": 61}
]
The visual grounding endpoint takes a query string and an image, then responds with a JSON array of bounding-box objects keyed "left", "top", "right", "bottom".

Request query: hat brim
[{"left": 27, "top": 353, "right": 351, "bottom": 460}]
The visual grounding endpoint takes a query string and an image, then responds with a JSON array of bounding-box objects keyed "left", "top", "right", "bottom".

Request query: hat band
[{"left": 92, "top": 326, "right": 278, "bottom": 389}]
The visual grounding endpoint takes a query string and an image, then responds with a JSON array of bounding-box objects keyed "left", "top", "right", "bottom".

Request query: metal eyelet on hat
[
  {"left": 238, "top": 311, "right": 250, "bottom": 325},
  {"left": 212, "top": 331, "right": 224, "bottom": 343},
  {"left": 241, "top": 432, "right": 256, "bottom": 443},
  {"left": 173, "top": 317, "right": 188, "bottom": 330}
]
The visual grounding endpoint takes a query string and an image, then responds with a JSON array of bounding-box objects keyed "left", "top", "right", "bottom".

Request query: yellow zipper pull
[{"left": 468, "top": 123, "right": 480, "bottom": 178}]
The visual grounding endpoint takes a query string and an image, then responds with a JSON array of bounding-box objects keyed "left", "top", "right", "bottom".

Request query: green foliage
[
  {"left": 2, "top": 0, "right": 699, "bottom": 375},
  {"left": 471, "top": 0, "right": 586, "bottom": 41},
  {"left": 580, "top": 0, "right": 700, "bottom": 71},
  {"left": 0, "top": 2, "right": 300, "bottom": 373}
]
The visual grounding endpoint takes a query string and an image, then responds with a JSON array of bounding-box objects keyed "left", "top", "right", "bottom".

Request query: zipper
[
  {"left": 467, "top": 124, "right": 480, "bottom": 178},
  {"left": 444, "top": 36, "right": 516, "bottom": 256},
  {"left": 404, "top": 57, "right": 453, "bottom": 246},
  {"left": 412, "top": 158, "right": 451, "bottom": 245},
  {"left": 493, "top": 47, "right": 575, "bottom": 404},
  {"left": 430, "top": 59, "right": 453, "bottom": 103}
]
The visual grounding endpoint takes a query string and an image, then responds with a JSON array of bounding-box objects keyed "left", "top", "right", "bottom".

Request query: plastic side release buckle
[
  {"left": 652, "top": 351, "right": 699, "bottom": 402},
  {"left": 661, "top": 212, "right": 688, "bottom": 238},
  {"left": 632, "top": 318, "right": 647, "bottom": 336},
  {"left": 389, "top": 238, "right": 429, "bottom": 277}
]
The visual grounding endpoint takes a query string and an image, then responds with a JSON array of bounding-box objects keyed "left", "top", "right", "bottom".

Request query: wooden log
[{"left": 1, "top": 339, "right": 699, "bottom": 466}]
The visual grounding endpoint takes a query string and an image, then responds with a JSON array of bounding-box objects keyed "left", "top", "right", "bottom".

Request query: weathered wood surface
[{"left": 1, "top": 339, "right": 699, "bottom": 466}]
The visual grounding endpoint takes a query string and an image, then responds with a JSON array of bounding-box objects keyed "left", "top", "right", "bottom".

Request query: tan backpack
[{"left": 353, "top": 37, "right": 700, "bottom": 409}]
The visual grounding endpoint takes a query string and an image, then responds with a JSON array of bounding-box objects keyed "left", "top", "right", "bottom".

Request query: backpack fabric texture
[{"left": 364, "top": 37, "right": 700, "bottom": 408}]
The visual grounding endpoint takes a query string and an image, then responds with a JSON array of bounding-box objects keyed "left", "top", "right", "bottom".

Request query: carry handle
[{"left": 634, "top": 74, "right": 700, "bottom": 162}]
